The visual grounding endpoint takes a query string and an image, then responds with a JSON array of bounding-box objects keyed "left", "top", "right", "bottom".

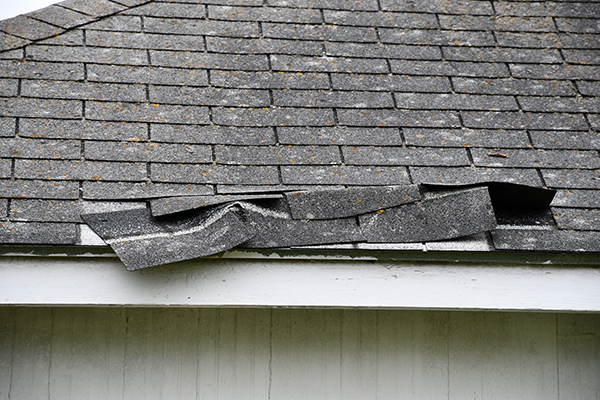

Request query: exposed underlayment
[{"left": 1, "top": 0, "right": 600, "bottom": 265}]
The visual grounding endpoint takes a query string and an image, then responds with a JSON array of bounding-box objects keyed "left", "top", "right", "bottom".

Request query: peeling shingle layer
[{"left": 0, "top": 0, "right": 599, "bottom": 259}]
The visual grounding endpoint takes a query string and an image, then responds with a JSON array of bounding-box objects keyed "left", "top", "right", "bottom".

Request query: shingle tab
[
  {"left": 278, "top": 127, "right": 403, "bottom": 146},
  {"left": 343, "top": 146, "right": 470, "bottom": 166},
  {"left": 359, "top": 187, "right": 497, "bottom": 243},
  {"left": 86, "top": 101, "right": 210, "bottom": 124},
  {"left": 215, "top": 145, "right": 341, "bottom": 165},
  {"left": 19, "top": 119, "right": 148, "bottom": 141},
  {"left": 338, "top": 109, "right": 461, "bottom": 127},
  {"left": 152, "top": 164, "right": 280, "bottom": 185},
  {"left": 14, "top": 160, "right": 147, "bottom": 181},
  {"left": 151, "top": 125, "right": 276, "bottom": 145},
  {"left": 0, "top": 222, "right": 77, "bottom": 245},
  {"left": 212, "top": 107, "right": 335, "bottom": 126},
  {"left": 281, "top": 166, "right": 410, "bottom": 185},
  {"left": 84, "top": 141, "right": 213, "bottom": 163},
  {"left": 404, "top": 128, "right": 531, "bottom": 148}
]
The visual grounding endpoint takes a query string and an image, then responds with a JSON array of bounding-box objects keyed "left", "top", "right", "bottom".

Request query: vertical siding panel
[
  {"left": 449, "top": 312, "right": 558, "bottom": 400},
  {"left": 197, "top": 308, "right": 219, "bottom": 400},
  {"left": 376, "top": 310, "right": 449, "bottom": 399},
  {"left": 340, "top": 310, "right": 378, "bottom": 400},
  {"left": 0, "top": 307, "right": 15, "bottom": 400},
  {"left": 558, "top": 313, "right": 600, "bottom": 400},
  {"left": 233, "top": 309, "right": 270, "bottom": 400},
  {"left": 8, "top": 308, "right": 52, "bottom": 400}
]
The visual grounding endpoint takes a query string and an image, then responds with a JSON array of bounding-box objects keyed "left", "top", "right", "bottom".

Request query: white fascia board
[{"left": 1, "top": 253, "right": 600, "bottom": 312}]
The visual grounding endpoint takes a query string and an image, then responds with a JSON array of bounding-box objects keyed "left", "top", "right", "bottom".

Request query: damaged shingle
[{"left": 358, "top": 187, "right": 497, "bottom": 243}]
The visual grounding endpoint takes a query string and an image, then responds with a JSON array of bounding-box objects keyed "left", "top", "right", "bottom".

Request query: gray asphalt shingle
[{"left": 0, "top": 0, "right": 598, "bottom": 261}]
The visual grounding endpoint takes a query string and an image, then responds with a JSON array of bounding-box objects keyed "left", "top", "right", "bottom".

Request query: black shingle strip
[
  {"left": 552, "top": 208, "right": 600, "bottom": 231},
  {"left": 206, "top": 37, "right": 323, "bottom": 56},
  {"left": 84, "top": 141, "right": 213, "bottom": 163},
  {"left": 0, "top": 179, "right": 79, "bottom": 199},
  {"left": 211, "top": 71, "right": 329, "bottom": 89},
  {"left": 150, "top": 194, "right": 284, "bottom": 216},
  {"left": 82, "top": 181, "right": 213, "bottom": 200},
  {"left": 358, "top": 187, "right": 497, "bottom": 243},
  {"left": 331, "top": 74, "right": 451, "bottom": 92},
  {"left": 491, "top": 228, "right": 600, "bottom": 252},
  {"left": 19, "top": 119, "right": 147, "bottom": 141},
  {"left": 403, "top": 128, "right": 531, "bottom": 148},
  {"left": 151, "top": 51, "right": 269, "bottom": 70},
  {"left": 212, "top": 107, "right": 335, "bottom": 126},
  {"left": 88, "top": 65, "right": 209, "bottom": 86},
  {"left": 0, "top": 138, "right": 81, "bottom": 160},
  {"left": 390, "top": 60, "right": 510, "bottom": 77},
  {"left": 277, "top": 127, "right": 403, "bottom": 146},
  {"left": 542, "top": 169, "right": 600, "bottom": 189},
  {"left": 273, "top": 90, "right": 394, "bottom": 108},
  {"left": 25, "top": 45, "right": 149, "bottom": 65},
  {"left": 86, "top": 31, "right": 206, "bottom": 51},
  {"left": 551, "top": 189, "right": 600, "bottom": 208},
  {"left": 21, "top": 80, "right": 147, "bottom": 102},
  {"left": 151, "top": 125, "right": 276, "bottom": 145},
  {"left": 0, "top": 221, "right": 77, "bottom": 244},
  {"left": 14, "top": 160, "right": 147, "bottom": 181},
  {"left": 0, "top": 32, "right": 31, "bottom": 52},
  {"left": 337, "top": 109, "right": 461, "bottom": 127},
  {"left": 271, "top": 55, "right": 389, "bottom": 73},
  {"left": 83, "top": 205, "right": 258, "bottom": 270},
  {"left": 144, "top": 18, "right": 260, "bottom": 37},
  {"left": 0, "top": 60, "right": 84, "bottom": 80},
  {"left": 151, "top": 164, "right": 281, "bottom": 185},
  {"left": 215, "top": 145, "right": 341, "bottom": 165},
  {"left": 379, "top": 28, "right": 494, "bottom": 47},
  {"left": 86, "top": 101, "right": 210, "bottom": 124},
  {"left": 461, "top": 112, "right": 589, "bottom": 130},
  {"left": 471, "top": 148, "right": 600, "bottom": 169},
  {"left": 149, "top": 87, "right": 270, "bottom": 107},
  {"left": 284, "top": 185, "right": 421, "bottom": 220},
  {"left": 410, "top": 166, "right": 543, "bottom": 187},
  {"left": 0, "top": 15, "right": 63, "bottom": 41},
  {"left": 323, "top": 10, "right": 438, "bottom": 29},
  {"left": 380, "top": 0, "right": 493, "bottom": 15},
  {"left": 0, "top": 98, "right": 82, "bottom": 119},
  {"left": 343, "top": 146, "right": 470, "bottom": 166},
  {"left": 281, "top": 165, "right": 410, "bottom": 185},
  {"left": 207, "top": 5, "right": 322, "bottom": 23}
]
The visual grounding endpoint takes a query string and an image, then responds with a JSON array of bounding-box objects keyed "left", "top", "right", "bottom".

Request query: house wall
[{"left": 1, "top": 307, "right": 598, "bottom": 400}]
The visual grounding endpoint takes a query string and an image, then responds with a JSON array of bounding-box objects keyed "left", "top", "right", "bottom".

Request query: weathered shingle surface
[{"left": 1, "top": 0, "right": 600, "bottom": 257}]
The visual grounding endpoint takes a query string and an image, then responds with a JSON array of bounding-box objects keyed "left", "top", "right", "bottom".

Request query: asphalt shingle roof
[{"left": 1, "top": 0, "right": 599, "bottom": 267}]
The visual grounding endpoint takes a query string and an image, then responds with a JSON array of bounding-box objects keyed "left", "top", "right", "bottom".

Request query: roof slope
[{"left": 1, "top": 0, "right": 599, "bottom": 258}]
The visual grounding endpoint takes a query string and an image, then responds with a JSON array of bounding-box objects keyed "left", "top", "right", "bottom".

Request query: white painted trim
[{"left": 1, "top": 256, "right": 600, "bottom": 311}]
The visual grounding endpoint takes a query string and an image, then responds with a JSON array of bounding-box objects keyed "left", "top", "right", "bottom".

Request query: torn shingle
[
  {"left": 284, "top": 185, "right": 421, "bottom": 220},
  {"left": 150, "top": 194, "right": 284, "bottom": 216},
  {"left": 358, "top": 187, "right": 496, "bottom": 243}
]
